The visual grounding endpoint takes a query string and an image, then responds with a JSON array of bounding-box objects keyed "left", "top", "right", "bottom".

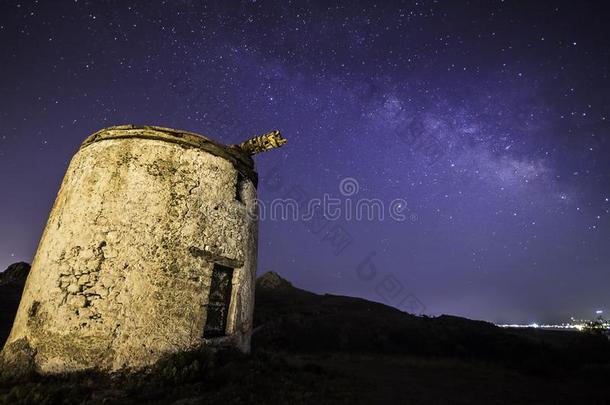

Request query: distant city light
[
  {"left": 497, "top": 321, "right": 586, "bottom": 331},
  {"left": 498, "top": 313, "right": 610, "bottom": 333}
]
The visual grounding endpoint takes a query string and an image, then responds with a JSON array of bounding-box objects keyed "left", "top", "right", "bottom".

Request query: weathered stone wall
[{"left": 1, "top": 128, "right": 258, "bottom": 373}]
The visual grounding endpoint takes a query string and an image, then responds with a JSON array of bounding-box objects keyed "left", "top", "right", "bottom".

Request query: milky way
[{"left": 1, "top": 0, "right": 609, "bottom": 323}]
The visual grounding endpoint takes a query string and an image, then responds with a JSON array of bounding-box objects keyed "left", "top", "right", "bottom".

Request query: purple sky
[{"left": 1, "top": 0, "right": 609, "bottom": 324}]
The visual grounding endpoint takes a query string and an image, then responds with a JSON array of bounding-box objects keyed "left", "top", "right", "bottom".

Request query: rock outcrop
[
  {"left": 0, "top": 262, "right": 30, "bottom": 286},
  {"left": 0, "top": 263, "right": 30, "bottom": 347}
]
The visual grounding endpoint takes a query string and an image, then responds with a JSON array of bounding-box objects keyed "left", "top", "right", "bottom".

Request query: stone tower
[{"left": 0, "top": 125, "right": 286, "bottom": 374}]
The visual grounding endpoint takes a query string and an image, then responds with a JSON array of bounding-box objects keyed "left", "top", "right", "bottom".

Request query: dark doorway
[{"left": 203, "top": 264, "right": 233, "bottom": 338}]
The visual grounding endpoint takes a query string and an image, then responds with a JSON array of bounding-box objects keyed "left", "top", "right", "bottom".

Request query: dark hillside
[
  {"left": 0, "top": 268, "right": 609, "bottom": 404},
  {"left": 0, "top": 263, "right": 29, "bottom": 347},
  {"left": 254, "top": 272, "right": 610, "bottom": 371}
]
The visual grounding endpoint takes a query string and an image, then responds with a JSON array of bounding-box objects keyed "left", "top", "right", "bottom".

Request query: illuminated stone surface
[{"left": 1, "top": 125, "right": 264, "bottom": 373}]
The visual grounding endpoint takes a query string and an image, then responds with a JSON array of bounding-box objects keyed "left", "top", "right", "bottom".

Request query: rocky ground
[{"left": 1, "top": 265, "right": 609, "bottom": 404}]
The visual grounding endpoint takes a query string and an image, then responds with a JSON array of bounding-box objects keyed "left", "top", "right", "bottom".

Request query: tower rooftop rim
[{"left": 80, "top": 125, "right": 258, "bottom": 186}]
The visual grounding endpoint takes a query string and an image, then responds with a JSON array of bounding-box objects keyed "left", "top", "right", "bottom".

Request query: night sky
[{"left": 1, "top": 0, "right": 609, "bottom": 324}]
